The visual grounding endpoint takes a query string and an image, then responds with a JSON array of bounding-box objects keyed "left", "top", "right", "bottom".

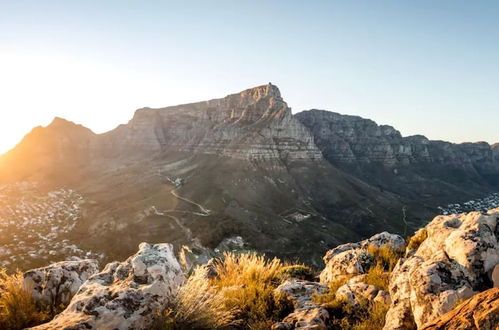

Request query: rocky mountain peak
[{"left": 103, "top": 84, "right": 321, "bottom": 160}]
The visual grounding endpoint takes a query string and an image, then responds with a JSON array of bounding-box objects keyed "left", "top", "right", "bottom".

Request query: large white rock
[
  {"left": 336, "top": 276, "right": 382, "bottom": 309},
  {"left": 23, "top": 259, "right": 99, "bottom": 306},
  {"left": 384, "top": 208, "right": 499, "bottom": 329},
  {"left": 30, "top": 243, "right": 185, "bottom": 330},
  {"left": 320, "top": 232, "right": 404, "bottom": 284},
  {"left": 272, "top": 279, "right": 329, "bottom": 330}
]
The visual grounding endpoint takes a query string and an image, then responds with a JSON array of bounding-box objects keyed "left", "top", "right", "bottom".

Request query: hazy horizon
[{"left": 1, "top": 0, "right": 499, "bottom": 153}]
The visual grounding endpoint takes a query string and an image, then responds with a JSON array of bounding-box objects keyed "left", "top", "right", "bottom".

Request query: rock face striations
[
  {"left": 296, "top": 109, "right": 499, "bottom": 202},
  {"left": 101, "top": 84, "right": 322, "bottom": 161}
]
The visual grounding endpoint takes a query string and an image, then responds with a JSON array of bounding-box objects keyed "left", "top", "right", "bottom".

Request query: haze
[{"left": 1, "top": 0, "right": 498, "bottom": 154}]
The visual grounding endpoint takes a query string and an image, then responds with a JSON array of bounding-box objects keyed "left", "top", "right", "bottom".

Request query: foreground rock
[
  {"left": 23, "top": 259, "right": 99, "bottom": 307},
  {"left": 421, "top": 287, "right": 499, "bottom": 330},
  {"left": 336, "top": 276, "right": 390, "bottom": 309},
  {"left": 31, "top": 243, "right": 185, "bottom": 330},
  {"left": 272, "top": 279, "right": 329, "bottom": 330},
  {"left": 384, "top": 209, "right": 499, "bottom": 329},
  {"left": 320, "top": 232, "right": 405, "bottom": 283}
]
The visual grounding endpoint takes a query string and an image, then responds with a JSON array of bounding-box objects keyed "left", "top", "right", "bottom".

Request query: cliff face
[
  {"left": 295, "top": 109, "right": 495, "bottom": 169},
  {"left": 296, "top": 109, "right": 499, "bottom": 200},
  {"left": 100, "top": 84, "right": 322, "bottom": 161}
]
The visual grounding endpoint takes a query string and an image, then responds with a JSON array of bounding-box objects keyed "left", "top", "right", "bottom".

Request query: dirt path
[{"left": 170, "top": 187, "right": 211, "bottom": 216}]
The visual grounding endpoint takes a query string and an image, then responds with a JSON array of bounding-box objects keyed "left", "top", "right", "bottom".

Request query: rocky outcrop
[
  {"left": 320, "top": 232, "right": 405, "bottom": 283},
  {"left": 31, "top": 243, "right": 184, "bottom": 330},
  {"left": 421, "top": 287, "right": 499, "bottom": 330},
  {"left": 272, "top": 279, "right": 329, "bottom": 330},
  {"left": 336, "top": 276, "right": 390, "bottom": 309},
  {"left": 23, "top": 259, "right": 99, "bottom": 307},
  {"left": 384, "top": 208, "right": 499, "bottom": 329}
]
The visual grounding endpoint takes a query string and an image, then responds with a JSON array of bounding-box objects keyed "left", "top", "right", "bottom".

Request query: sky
[{"left": 0, "top": 0, "right": 498, "bottom": 154}]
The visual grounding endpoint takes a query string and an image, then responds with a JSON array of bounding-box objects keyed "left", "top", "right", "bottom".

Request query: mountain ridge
[{"left": 0, "top": 84, "right": 498, "bottom": 266}]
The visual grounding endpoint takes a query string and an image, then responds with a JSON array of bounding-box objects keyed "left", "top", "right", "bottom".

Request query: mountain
[
  {"left": 0, "top": 84, "right": 498, "bottom": 267},
  {"left": 296, "top": 109, "right": 499, "bottom": 204}
]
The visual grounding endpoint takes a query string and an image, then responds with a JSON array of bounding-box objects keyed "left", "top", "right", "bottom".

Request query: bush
[
  {"left": 353, "top": 300, "right": 389, "bottom": 330},
  {"left": 407, "top": 228, "right": 428, "bottom": 251},
  {"left": 0, "top": 268, "right": 50, "bottom": 330},
  {"left": 277, "top": 264, "right": 314, "bottom": 281},
  {"left": 210, "top": 253, "right": 293, "bottom": 329},
  {"left": 364, "top": 262, "right": 390, "bottom": 291},
  {"left": 163, "top": 266, "right": 237, "bottom": 329},
  {"left": 366, "top": 244, "right": 404, "bottom": 272}
]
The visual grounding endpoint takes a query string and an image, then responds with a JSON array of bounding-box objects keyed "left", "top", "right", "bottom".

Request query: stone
[
  {"left": 273, "top": 279, "right": 329, "bottom": 330},
  {"left": 30, "top": 243, "right": 185, "bottom": 330},
  {"left": 421, "top": 287, "right": 499, "bottom": 330},
  {"left": 320, "top": 232, "right": 404, "bottom": 284},
  {"left": 384, "top": 209, "right": 499, "bottom": 329},
  {"left": 23, "top": 259, "right": 99, "bottom": 307},
  {"left": 336, "top": 278, "right": 380, "bottom": 309},
  {"left": 492, "top": 264, "right": 499, "bottom": 287}
]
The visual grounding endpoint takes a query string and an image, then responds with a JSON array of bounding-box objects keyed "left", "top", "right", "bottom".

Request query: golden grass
[
  {"left": 366, "top": 244, "right": 404, "bottom": 272},
  {"left": 353, "top": 300, "right": 389, "bottom": 330},
  {"left": 276, "top": 264, "right": 314, "bottom": 281},
  {"left": 210, "top": 253, "right": 293, "bottom": 329},
  {"left": 0, "top": 268, "right": 50, "bottom": 330},
  {"left": 407, "top": 228, "right": 428, "bottom": 251},
  {"left": 162, "top": 266, "right": 238, "bottom": 329},
  {"left": 364, "top": 262, "right": 390, "bottom": 291}
]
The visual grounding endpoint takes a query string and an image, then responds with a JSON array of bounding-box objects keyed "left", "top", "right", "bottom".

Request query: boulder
[
  {"left": 421, "top": 287, "right": 499, "bottom": 330},
  {"left": 335, "top": 277, "right": 381, "bottom": 309},
  {"left": 320, "top": 232, "right": 404, "bottom": 284},
  {"left": 30, "top": 243, "right": 185, "bottom": 330},
  {"left": 384, "top": 209, "right": 499, "bottom": 329},
  {"left": 23, "top": 259, "right": 99, "bottom": 307},
  {"left": 273, "top": 279, "right": 329, "bottom": 329}
]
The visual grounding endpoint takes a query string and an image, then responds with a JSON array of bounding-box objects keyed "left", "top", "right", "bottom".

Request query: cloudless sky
[{"left": 1, "top": 0, "right": 498, "bottom": 153}]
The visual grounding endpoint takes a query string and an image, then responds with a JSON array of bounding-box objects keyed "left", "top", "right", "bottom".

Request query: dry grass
[
  {"left": 366, "top": 244, "right": 404, "bottom": 272},
  {"left": 0, "top": 268, "right": 50, "bottom": 330},
  {"left": 163, "top": 266, "right": 238, "bottom": 329},
  {"left": 313, "top": 277, "right": 348, "bottom": 307},
  {"left": 277, "top": 264, "right": 314, "bottom": 281},
  {"left": 407, "top": 228, "right": 428, "bottom": 251},
  {"left": 364, "top": 262, "right": 390, "bottom": 291},
  {"left": 353, "top": 300, "right": 389, "bottom": 330},
  {"left": 210, "top": 253, "right": 293, "bottom": 329}
]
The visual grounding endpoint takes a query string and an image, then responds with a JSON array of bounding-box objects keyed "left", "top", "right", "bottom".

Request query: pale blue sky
[{"left": 0, "top": 1, "right": 498, "bottom": 153}]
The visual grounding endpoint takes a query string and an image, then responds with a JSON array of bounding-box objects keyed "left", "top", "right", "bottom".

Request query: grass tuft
[
  {"left": 0, "top": 268, "right": 51, "bottom": 330},
  {"left": 162, "top": 266, "right": 238, "bottom": 329},
  {"left": 211, "top": 253, "right": 293, "bottom": 329},
  {"left": 407, "top": 228, "right": 428, "bottom": 251}
]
